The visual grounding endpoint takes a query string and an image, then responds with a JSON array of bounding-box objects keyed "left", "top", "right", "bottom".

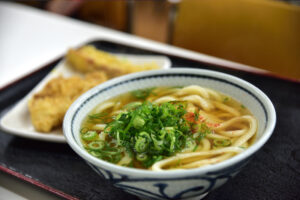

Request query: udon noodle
[{"left": 81, "top": 85, "right": 257, "bottom": 171}]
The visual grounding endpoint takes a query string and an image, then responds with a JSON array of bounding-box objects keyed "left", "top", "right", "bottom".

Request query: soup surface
[{"left": 81, "top": 86, "right": 257, "bottom": 170}]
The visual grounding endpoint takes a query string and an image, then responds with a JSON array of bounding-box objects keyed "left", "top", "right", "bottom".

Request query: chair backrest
[{"left": 172, "top": 0, "right": 300, "bottom": 79}]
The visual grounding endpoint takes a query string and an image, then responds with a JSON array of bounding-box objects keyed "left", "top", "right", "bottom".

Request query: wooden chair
[{"left": 172, "top": 0, "right": 300, "bottom": 79}]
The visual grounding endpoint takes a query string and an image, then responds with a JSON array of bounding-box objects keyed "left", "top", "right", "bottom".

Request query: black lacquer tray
[{"left": 0, "top": 40, "right": 299, "bottom": 200}]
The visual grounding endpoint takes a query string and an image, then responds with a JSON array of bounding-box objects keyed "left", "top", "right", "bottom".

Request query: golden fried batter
[
  {"left": 28, "top": 72, "right": 107, "bottom": 132},
  {"left": 29, "top": 46, "right": 160, "bottom": 133},
  {"left": 66, "top": 45, "right": 159, "bottom": 78}
]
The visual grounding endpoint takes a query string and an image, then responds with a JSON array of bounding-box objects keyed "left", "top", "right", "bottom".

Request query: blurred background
[{"left": 13, "top": 0, "right": 300, "bottom": 79}]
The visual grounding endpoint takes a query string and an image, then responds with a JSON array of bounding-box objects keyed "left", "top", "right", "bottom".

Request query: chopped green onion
[
  {"left": 151, "top": 134, "right": 164, "bottom": 151},
  {"left": 124, "top": 102, "right": 142, "bottom": 110},
  {"left": 88, "top": 112, "right": 110, "bottom": 123},
  {"left": 95, "top": 101, "right": 209, "bottom": 167},
  {"left": 131, "top": 88, "right": 155, "bottom": 100},
  {"left": 100, "top": 149, "right": 120, "bottom": 155},
  {"left": 139, "top": 131, "right": 151, "bottom": 141},
  {"left": 175, "top": 159, "right": 182, "bottom": 167},
  {"left": 116, "top": 131, "right": 121, "bottom": 145},
  {"left": 161, "top": 107, "right": 169, "bottom": 119},
  {"left": 192, "top": 145, "right": 198, "bottom": 152},
  {"left": 170, "top": 136, "right": 176, "bottom": 152},
  {"left": 165, "top": 127, "right": 175, "bottom": 132},
  {"left": 80, "top": 127, "right": 89, "bottom": 134},
  {"left": 185, "top": 137, "right": 196, "bottom": 150},
  {"left": 82, "top": 131, "right": 97, "bottom": 141},
  {"left": 134, "top": 135, "right": 149, "bottom": 153},
  {"left": 88, "top": 141, "right": 105, "bottom": 151},
  {"left": 90, "top": 151, "right": 102, "bottom": 157},
  {"left": 133, "top": 116, "right": 145, "bottom": 129},
  {"left": 136, "top": 153, "right": 148, "bottom": 161},
  {"left": 158, "top": 129, "right": 167, "bottom": 139},
  {"left": 88, "top": 112, "right": 108, "bottom": 120},
  {"left": 223, "top": 97, "right": 229, "bottom": 103}
]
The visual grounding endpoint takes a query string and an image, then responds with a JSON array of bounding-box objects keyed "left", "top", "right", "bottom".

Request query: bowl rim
[{"left": 63, "top": 68, "right": 276, "bottom": 178}]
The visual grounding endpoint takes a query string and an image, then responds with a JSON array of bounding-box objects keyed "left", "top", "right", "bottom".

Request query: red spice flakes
[
  {"left": 184, "top": 112, "right": 204, "bottom": 124},
  {"left": 214, "top": 123, "right": 220, "bottom": 127},
  {"left": 185, "top": 112, "right": 196, "bottom": 123},
  {"left": 206, "top": 122, "right": 220, "bottom": 128}
]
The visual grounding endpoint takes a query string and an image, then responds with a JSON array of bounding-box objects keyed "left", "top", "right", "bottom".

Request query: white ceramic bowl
[{"left": 63, "top": 68, "right": 276, "bottom": 200}]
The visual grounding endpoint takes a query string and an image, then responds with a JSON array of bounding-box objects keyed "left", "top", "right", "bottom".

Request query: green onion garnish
[
  {"left": 82, "top": 130, "right": 98, "bottom": 141},
  {"left": 88, "top": 141, "right": 105, "bottom": 151}
]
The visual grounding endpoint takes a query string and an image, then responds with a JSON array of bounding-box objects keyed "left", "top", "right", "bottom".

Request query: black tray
[{"left": 0, "top": 40, "right": 299, "bottom": 200}]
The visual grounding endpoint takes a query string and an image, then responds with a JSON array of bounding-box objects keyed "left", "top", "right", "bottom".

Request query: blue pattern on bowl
[{"left": 87, "top": 158, "right": 250, "bottom": 200}]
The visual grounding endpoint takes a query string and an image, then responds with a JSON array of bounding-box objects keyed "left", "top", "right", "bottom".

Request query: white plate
[{"left": 0, "top": 54, "right": 171, "bottom": 143}]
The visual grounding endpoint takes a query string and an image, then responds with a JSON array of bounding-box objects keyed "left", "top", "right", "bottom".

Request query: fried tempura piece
[
  {"left": 28, "top": 96, "right": 73, "bottom": 133},
  {"left": 66, "top": 45, "right": 159, "bottom": 78},
  {"left": 28, "top": 71, "right": 107, "bottom": 132}
]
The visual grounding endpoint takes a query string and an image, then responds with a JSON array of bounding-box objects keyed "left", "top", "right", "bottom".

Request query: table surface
[{"left": 0, "top": 2, "right": 299, "bottom": 200}]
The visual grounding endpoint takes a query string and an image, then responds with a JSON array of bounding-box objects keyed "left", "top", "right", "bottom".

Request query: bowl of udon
[{"left": 63, "top": 68, "right": 276, "bottom": 200}]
